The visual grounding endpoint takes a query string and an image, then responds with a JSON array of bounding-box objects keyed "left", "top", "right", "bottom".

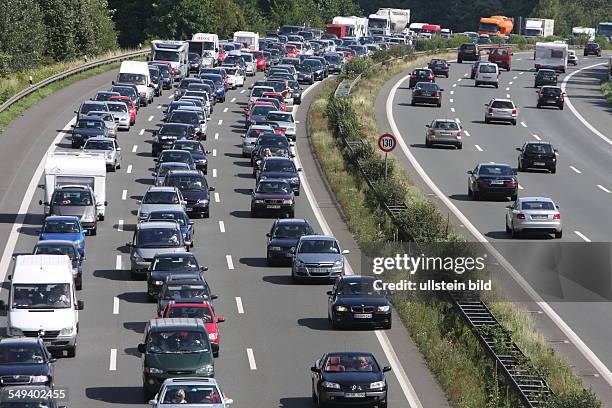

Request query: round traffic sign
[{"left": 377, "top": 133, "right": 397, "bottom": 153}]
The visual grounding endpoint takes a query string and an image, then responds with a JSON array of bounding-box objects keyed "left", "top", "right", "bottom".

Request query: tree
[{"left": 0, "top": 0, "right": 46, "bottom": 72}]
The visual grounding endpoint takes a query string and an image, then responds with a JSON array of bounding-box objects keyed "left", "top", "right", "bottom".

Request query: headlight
[
  {"left": 9, "top": 327, "right": 23, "bottom": 336},
  {"left": 269, "top": 246, "right": 282, "bottom": 251},
  {"left": 132, "top": 252, "right": 143, "bottom": 262},
  {"left": 139, "top": 212, "right": 149, "bottom": 219},
  {"left": 289, "top": 176, "right": 299, "bottom": 182},
  {"left": 197, "top": 159, "right": 207, "bottom": 164},
  {"left": 370, "top": 381, "right": 385, "bottom": 389},
  {"left": 30, "top": 375, "right": 49, "bottom": 384},
  {"left": 377, "top": 305, "right": 390, "bottom": 312},
  {"left": 333, "top": 260, "right": 343, "bottom": 267},
  {"left": 59, "top": 327, "right": 74, "bottom": 336},
  {"left": 208, "top": 332, "right": 218, "bottom": 340},
  {"left": 295, "top": 259, "right": 305, "bottom": 267},
  {"left": 254, "top": 199, "right": 264, "bottom": 204},
  {"left": 196, "top": 365, "right": 214, "bottom": 374},
  {"left": 282, "top": 199, "right": 293, "bottom": 204},
  {"left": 144, "top": 367, "right": 164, "bottom": 374},
  {"left": 153, "top": 280, "right": 164, "bottom": 286},
  {"left": 322, "top": 381, "right": 340, "bottom": 389},
  {"left": 260, "top": 175, "right": 268, "bottom": 180},
  {"left": 197, "top": 199, "right": 209, "bottom": 205},
  {"left": 106, "top": 153, "right": 113, "bottom": 159},
  {"left": 335, "top": 305, "right": 348, "bottom": 312},
  {"left": 293, "top": 92, "right": 300, "bottom": 97}
]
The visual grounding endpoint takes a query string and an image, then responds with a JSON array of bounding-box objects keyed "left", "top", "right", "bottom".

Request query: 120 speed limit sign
[{"left": 377, "top": 133, "right": 397, "bottom": 153}]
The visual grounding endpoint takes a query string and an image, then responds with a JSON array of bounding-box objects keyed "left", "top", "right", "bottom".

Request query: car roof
[
  {"left": 517, "top": 197, "right": 554, "bottom": 202},
  {"left": 147, "top": 186, "right": 180, "bottom": 193},
  {"left": 325, "top": 351, "right": 375, "bottom": 357},
  {"left": 163, "top": 377, "right": 219, "bottom": 386},
  {"left": 153, "top": 252, "right": 194, "bottom": 258},
  {"left": 85, "top": 137, "right": 115, "bottom": 142},
  {"left": 45, "top": 216, "right": 80, "bottom": 221},
  {"left": 263, "top": 156, "right": 292, "bottom": 162},
  {"left": 299, "top": 235, "right": 336, "bottom": 241},
  {"left": 0, "top": 337, "right": 42, "bottom": 345},
  {"left": 34, "top": 239, "right": 77, "bottom": 246},
  {"left": 275, "top": 218, "right": 310, "bottom": 225},
  {"left": 138, "top": 221, "right": 181, "bottom": 229},
  {"left": 167, "top": 169, "right": 203, "bottom": 176},
  {"left": 491, "top": 98, "right": 514, "bottom": 103},
  {"left": 148, "top": 318, "right": 206, "bottom": 331}
]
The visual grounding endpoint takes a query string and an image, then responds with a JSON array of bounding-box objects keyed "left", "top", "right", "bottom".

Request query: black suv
[
  {"left": 150, "top": 123, "right": 197, "bottom": 156},
  {"left": 534, "top": 69, "right": 558, "bottom": 87},
  {"left": 584, "top": 42, "right": 602, "bottom": 57},
  {"left": 458, "top": 43, "right": 480, "bottom": 63},
  {"left": 266, "top": 218, "right": 315, "bottom": 265},
  {"left": 536, "top": 86, "right": 565, "bottom": 110},
  {"left": 147, "top": 252, "right": 206, "bottom": 300},
  {"left": 516, "top": 141, "right": 558, "bottom": 173},
  {"left": 163, "top": 169, "right": 214, "bottom": 218}
]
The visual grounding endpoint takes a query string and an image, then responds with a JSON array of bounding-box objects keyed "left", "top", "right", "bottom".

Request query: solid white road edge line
[
  {"left": 561, "top": 61, "right": 612, "bottom": 146},
  {"left": 293, "top": 81, "right": 424, "bottom": 408},
  {"left": 387, "top": 72, "right": 612, "bottom": 386},
  {"left": 246, "top": 348, "right": 257, "bottom": 370},
  {"left": 236, "top": 297, "right": 244, "bottom": 314},
  {"left": 109, "top": 348, "right": 117, "bottom": 371}
]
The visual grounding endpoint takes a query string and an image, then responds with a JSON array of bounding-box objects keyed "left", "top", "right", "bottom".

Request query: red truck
[{"left": 325, "top": 24, "right": 348, "bottom": 38}]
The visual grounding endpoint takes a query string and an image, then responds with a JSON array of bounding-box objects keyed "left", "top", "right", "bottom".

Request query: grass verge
[
  {"left": 307, "top": 53, "right": 600, "bottom": 407},
  {"left": 602, "top": 81, "right": 612, "bottom": 104}
]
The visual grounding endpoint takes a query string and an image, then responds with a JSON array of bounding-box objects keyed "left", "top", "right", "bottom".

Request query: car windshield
[
  {"left": 12, "top": 284, "right": 71, "bottom": 309},
  {"left": 34, "top": 244, "right": 77, "bottom": 259},
  {"left": 273, "top": 224, "right": 312, "bottom": 238},
  {"left": 522, "top": 201, "right": 555, "bottom": 210},
  {"left": 478, "top": 165, "right": 513, "bottom": 176},
  {"left": 158, "top": 163, "right": 189, "bottom": 176},
  {"left": 267, "top": 112, "right": 292, "bottom": 122},
  {"left": 263, "top": 160, "right": 296, "bottom": 172},
  {"left": 167, "top": 175, "right": 207, "bottom": 191},
  {"left": 117, "top": 73, "right": 146, "bottom": 85},
  {"left": 84, "top": 140, "right": 113, "bottom": 150},
  {"left": 415, "top": 83, "right": 438, "bottom": 91},
  {"left": 152, "top": 256, "right": 198, "bottom": 271},
  {"left": 147, "top": 330, "right": 208, "bottom": 353},
  {"left": 325, "top": 55, "right": 342, "bottom": 63},
  {"left": 541, "top": 87, "right": 561, "bottom": 96},
  {"left": 414, "top": 70, "right": 430, "bottom": 76},
  {"left": 77, "top": 119, "right": 104, "bottom": 130},
  {"left": 112, "top": 87, "right": 136, "bottom": 98},
  {"left": 43, "top": 220, "right": 80, "bottom": 233},
  {"left": 491, "top": 101, "right": 514, "bottom": 109},
  {"left": 252, "top": 87, "right": 273, "bottom": 97},
  {"left": 299, "top": 239, "right": 339, "bottom": 254},
  {"left": 224, "top": 67, "right": 237, "bottom": 75},
  {"left": 161, "top": 385, "right": 220, "bottom": 404},
  {"left": 538, "top": 70, "right": 556, "bottom": 78},
  {"left": 136, "top": 228, "right": 181, "bottom": 247},
  {"left": 95, "top": 92, "right": 116, "bottom": 101},
  {"left": 107, "top": 103, "right": 127, "bottom": 112},
  {"left": 153, "top": 50, "right": 180, "bottom": 62},
  {"left": 174, "top": 142, "right": 202, "bottom": 152},
  {"left": 0, "top": 344, "right": 45, "bottom": 364},
  {"left": 167, "top": 305, "right": 213, "bottom": 322},
  {"left": 241, "top": 54, "right": 254, "bottom": 62},
  {"left": 148, "top": 212, "right": 187, "bottom": 226},
  {"left": 170, "top": 111, "right": 198, "bottom": 124},
  {"left": 433, "top": 121, "right": 459, "bottom": 130},
  {"left": 161, "top": 151, "right": 192, "bottom": 163},
  {"left": 89, "top": 112, "right": 113, "bottom": 122},
  {"left": 525, "top": 144, "right": 554, "bottom": 154},
  {"left": 479, "top": 65, "right": 497, "bottom": 73},
  {"left": 252, "top": 105, "right": 276, "bottom": 116},
  {"left": 258, "top": 136, "right": 288, "bottom": 147},
  {"left": 266, "top": 82, "right": 286, "bottom": 92},
  {"left": 162, "top": 284, "right": 209, "bottom": 300},
  {"left": 337, "top": 280, "right": 382, "bottom": 296},
  {"left": 324, "top": 354, "right": 378, "bottom": 372},
  {"left": 256, "top": 181, "right": 291, "bottom": 194},
  {"left": 143, "top": 191, "right": 180, "bottom": 204},
  {"left": 188, "top": 53, "right": 200, "bottom": 62},
  {"left": 304, "top": 60, "right": 322, "bottom": 68}
]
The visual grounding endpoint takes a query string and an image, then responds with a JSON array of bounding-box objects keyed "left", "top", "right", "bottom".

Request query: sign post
[{"left": 377, "top": 133, "right": 397, "bottom": 180}]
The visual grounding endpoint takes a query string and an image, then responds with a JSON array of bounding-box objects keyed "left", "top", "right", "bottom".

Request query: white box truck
[
  {"left": 368, "top": 8, "right": 410, "bottom": 36},
  {"left": 233, "top": 31, "right": 259, "bottom": 51},
  {"left": 332, "top": 16, "right": 369, "bottom": 39},
  {"left": 535, "top": 42, "right": 568, "bottom": 72},
  {"left": 572, "top": 26, "right": 596, "bottom": 41},
  {"left": 151, "top": 40, "right": 189, "bottom": 81},
  {"left": 43, "top": 152, "right": 107, "bottom": 220},
  {"left": 523, "top": 18, "right": 554, "bottom": 37},
  {"left": 1, "top": 255, "right": 84, "bottom": 357},
  {"left": 116, "top": 60, "right": 154, "bottom": 106},
  {"left": 189, "top": 33, "right": 219, "bottom": 67}
]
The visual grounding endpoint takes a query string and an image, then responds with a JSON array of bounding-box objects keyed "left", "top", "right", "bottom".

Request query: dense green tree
[{"left": 0, "top": 0, "right": 46, "bottom": 73}]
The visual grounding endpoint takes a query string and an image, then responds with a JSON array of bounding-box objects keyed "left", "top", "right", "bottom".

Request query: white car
[
  {"left": 240, "top": 52, "right": 256, "bottom": 76},
  {"left": 249, "top": 86, "right": 275, "bottom": 104},
  {"left": 82, "top": 137, "right": 122, "bottom": 172},
  {"left": 149, "top": 378, "right": 233, "bottom": 407},
  {"left": 506, "top": 197, "right": 562, "bottom": 239},
  {"left": 106, "top": 101, "right": 131, "bottom": 131},
  {"left": 474, "top": 62, "right": 500, "bottom": 88},
  {"left": 567, "top": 50, "right": 578, "bottom": 65},
  {"left": 222, "top": 66, "right": 245, "bottom": 88}
]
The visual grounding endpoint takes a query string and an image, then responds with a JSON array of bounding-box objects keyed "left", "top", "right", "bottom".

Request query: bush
[
  {"left": 395, "top": 199, "right": 449, "bottom": 242},
  {"left": 341, "top": 56, "right": 372, "bottom": 79},
  {"left": 543, "top": 389, "right": 601, "bottom": 408},
  {"left": 325, "top": 94, "right": 363, "bottom": 140}
]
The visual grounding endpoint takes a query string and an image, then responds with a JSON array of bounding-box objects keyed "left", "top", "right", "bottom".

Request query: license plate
[
  {"left": 354, "top": 313, "right": 372, "bottom": 319},
  {"left": 311, "top": 267, "right": 328, "bottom": 273},
  {"left": 185, "top": 207, "right": 193, "bottom": 211},
  {"left": 490, "top": 180, "right": 504, "bottom": 185},
  {"left": 267, "top": 205, "right": 281, "bottom": 209},
  {"left": 532, "top": 215, "right": 547, "bottom": 219},
  {"left": 546, "top": 99, "right": 556, "bottom": 103},
  {"left": 533, "top": 162, "right": 545, "bottom": 166},
  {"left": 345, "top": 393, "right": 366, "bottom": 398}
]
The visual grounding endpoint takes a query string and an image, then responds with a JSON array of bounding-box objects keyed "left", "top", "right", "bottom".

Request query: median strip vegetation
[
  {"left": 602, "top": 81, "right": 612, "bottom": 104},
  {"left": 307, "top": 49, "right": 600, "bottom": 407}
]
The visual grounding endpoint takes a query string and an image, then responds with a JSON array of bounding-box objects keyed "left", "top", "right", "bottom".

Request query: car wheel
[
  {"left": 511, "top": 225, "right": 519, "bottom": 239},
  {"left": 147, "top": 293, "right": 156, "bottom": 303},
  {"left": 536, "top": 104, "right": 541, "bottom": 109},
  {"left": 90, "top": 226, "right": 97, "bottom": 236},
  {"left": 213, "top": 350, "right": 219, "bottom": 358},
  {"left": 484, "top": 117, "right": 490, "bottom": 124},
  {"left": 109, "top": 164, "right": 116, "bottom": 173},
  {"left": 288, "top": 210, "right": 295, "bottom": 218},
  {"left": 559, "top": 104, "right": 564, "bottom": 110},
  {"left": 475, "top": 81, "right": 479, "bottom": 87},
  {"left": 511, "top": 194, "right": 518, "bottom": 201},
  {"left": 378, "top": 396, "right": 388, "bottom": 408},
  {"left": 472, "top": 190, "right": 480, "bottom": 201},
  {"left": 467, "top": 187, "right": 472, "bottom": 198},
  {"left": 66, "top": 346, "right": 76, "bottom": 358},
  {"left": 76, "top": 278, "right": 82, "bottom": 291},
  {"left": 555, "top": 231, "right": 562, "bottom": 239},
  {"left": 437, "top": 102, "right": 442, "bottom": 108},
  {"left": 294, "top": 190, "right": 300, "bottom": 196},
  {"left": 506, "top": 220, "right": 511, "bottom": 233},
  {"left": 550, "top": 166, "right": 556, "bottom": 174},
  {"left": 518, "top": 160, "right": 523, "bottom": 172},
  {"left": 458, "top": 59, "right": 462, "bottom": 63},
  {"left": 99, "top": 214, "right": 105, "bottom": 221},
  {"left": 312, "top": 383, "right": 318, "bottom": 403},
  {"left": 425, "top": 140, "right": 432, "bottom": 148},
  {"left": 410, "top": 100, "right": 415, "bottom": 106},
  {"left": 495, "top": 83, "right": 499, "bottom": 88},
  {"left": 116, "top": 163, "right": 121, "bottom": 170},
  {"left": 143, "top": 387, "right": 156, "bottom": 403},
  {"left": 511, "top": 120, "right": 517, "bottom": 126},
  {"left": 457, "top": 143, "right": 462, "bottom": 150}
]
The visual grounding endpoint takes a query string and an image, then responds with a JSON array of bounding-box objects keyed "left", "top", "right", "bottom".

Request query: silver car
[
  {"left": 42, "top": 185, "right": 99, "bottom": 234},
  {"left": 291, "top": 235, "right": 349, "bottom": 283},
  {"left": 242, "top": 125, "right": 275, "bottom": 157},
  {"left": 149, "top": 377, "right": 233, "bottom": 407},
  {"left": 505, "top": 197, "right": 562, "bottom": 239},
  {"left": 249, "top": 86, "right": 275, "bottom": 104},
  {"left": 128, "top": 221, "right": 187, "bottom": 278},
  {"left": 87, "top": 110, "right": 118, "bottom": 135},
  {"left": 425, "top": 118, "right": 463, "bottom": 149},
  {"left": 266, "top": 111, "right": 297, "bottom": 141},
  {"left": 240, "top": 52, "right": 256, "bottom": 76},
  {"left": 83, "top": 137, "right": 122, "bottom": 172},
  {"left": 137, "top": 186, "right": 186, "bottom": 222},
  {"left": 484, "top": 98, "right": 518, "bottom": 126},
  {"left": 106, "top": 101, "right": 131, "bottom": 130}
]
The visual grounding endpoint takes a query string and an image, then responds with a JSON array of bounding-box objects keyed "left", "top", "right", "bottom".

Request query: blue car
[
  {"left": 39, "top": 216, "right": 86, "bottom": 256},
  {"left": 200, "top": 74, "right": 226, "bottom": 102}
]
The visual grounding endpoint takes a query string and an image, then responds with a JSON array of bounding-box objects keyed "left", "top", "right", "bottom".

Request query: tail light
[
  {"left": 457, "top": 131, "right": 463, "bottom": 139},
  {"left": 516, "top": 213, "right": 526, "bottom": 220},
  {"left": 559, "top": 93, "right": 564, "bottom": 100},
  {"left": 428, "top": 75, "right": 434, "bottom": 80},
  {"left": 410, "top": 74, "right": 416, "bottom": 79},
  {"left": 538, "top": 93, "right": 544, "bottom": 97},
  {"left": 553, "top": 213, "right": 561, "bottom": 220},
  {"left": 511, "top": 109, "right": 517, "bottom": 115},
  {"left": 488, "top": 108, "right": 493, "bottom": 113},
  {"left": 507, "top": 179, "right": 517, "bottom": 187},
  {"left": 437, "top": 91, "right": 441, "bottom": 97}
]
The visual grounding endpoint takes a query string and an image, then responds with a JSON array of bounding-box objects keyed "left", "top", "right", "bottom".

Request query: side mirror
[
  {"left": 70, "top": 125, "right": 75, "bottom": 128},
  {"left": 289, "top": 247, "right": 295, "bottom": 254},
  {"left": 38, "top": 200, "right": 43, "bottom": 205},
  {"left": 383, "top": 366, "right": 392, "bottom": 372},
  {"left": 342, "top": 249, "right": 350, "bottom": 255},
  {"left": 466, "top": 170, "right": 473, "bottom": 174},
  {"left": 210, "top": 294, "right": 218, "bottom": 300},
  {"left": 148, "top": 400, "right": 157, "bottom": 406},
  {"left": 49, "top": 358, "right": 57, "bottom": 363},
  {"left": 266, "top": 233, "right": 271, "bottom": 237},
  {"left": 297, "top": 168, "right": 302, "bottom": 172},
  {"left": 310, "top": 366, "right": 320, "bottom": 373},
  {"left": 208, "top": 186, "right": 215, "bottom": 191},
  {"left": 104, "top": 201, "right": 108, "bottom": 206},
  {"left": 117, "top": 147, "right": 122, "bottom": 151},
  {"left": 248, "top": 188, "right": 254, "bottom": 193},
  {"left": 76, "top": 300, "right": 84, "bottom": 310},
  {"left": 126, "top": 242, "right": 132, "bottom": 247},
  {"left": 201, "top": 266, "right": 209, "bottom": 271},
  {"left": 556, "top": 205, "right": 560, "bottom": 209},
  {"left": 188, "top": 220, "right": 194, "bottom": 225},
  {"left": 515, "top": 147, "right": 521, "bottom": 151},
  {"left": 153, "top": 158, "right": 158, "bottom": 162},
  {"left": 425, "top": 124, "right": 430, "bottom": 128},
  {"left": 326, "top": 290, "right": 333, "bottom": 296},
  {"left": 217, "top": 317, "right": 225, "bottom": 323},
  {"left": 181, "top": 200, "right": 187, "bottom": 206},
  {"left": 74, "top": 110, "right": 78, "bottom": 114},
  {"left": 111, "top": 80, "right": 115, "bottom": 85},
  {"left": 137, "top": 343, "right": 146, "bottom": 353},
  {"left": 224, "top": 398, "right": 233, "bottom": 406},
  {"left": 439, "top": 89, "right": 444, "bottom": 91}
]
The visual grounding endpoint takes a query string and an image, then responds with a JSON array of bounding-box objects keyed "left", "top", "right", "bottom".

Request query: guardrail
[
  {"left": 0, "top": 49, "right": 150, "bottom": 115},
  {"left": 331, "top": 46, "right": 555, "bottom": 407}
]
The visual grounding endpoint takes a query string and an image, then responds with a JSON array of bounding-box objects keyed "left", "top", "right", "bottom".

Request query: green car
[
  {"left": 534, "top": 69, "right": 558, "bottom": 88},
  {"left": 139, "top": 318, "right": 214, "bottom": 401}
]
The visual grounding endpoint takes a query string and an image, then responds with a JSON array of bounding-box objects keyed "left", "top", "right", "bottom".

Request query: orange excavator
[{"left": 478, "top": 16, "right": 514, "bottom": 36}]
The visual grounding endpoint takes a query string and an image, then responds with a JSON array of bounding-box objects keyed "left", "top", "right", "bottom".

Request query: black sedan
[
  {"left": 408, "top": 68, "right": 435, "bottom": 88},
  {"left": 467, "top": 163, "right": 518, "bottom": 201},
  {"left": 327, "top": 275, "right": 392, "bottom": 329},
  {"left": 536, "top": 86, "right": 565, "bottom": 110},
  {"left": 427, "top": 59, "right": 450, "bottom": 77},
  {"left": 534, "top": 69, "right": 558, "bottom": 88},
  {"left": 257, "top": 156, "right": 301, "bottom": 195},
  {"left": 147, "top": 252, "right": 206, "bottom": 301},
  {"left": 311, "top": 352, "right": 390, "bottom": 407},
  {"left": 172, "top": 139, "right": 209, "bottom": 174},
  {"left": 266, "top": 218, "right": 315, "bottom": 265},
  {"left": 149, "top": 123, "right": 197, "bottom": 157},
  {"left": 163, "top": 169, "right": 214, "bottom": 218},
  {"left": 517, "top": 141, "right": 558, "bottom": 173},
  {"left": 411, "top": 82, "right": 443, "bottom": 107},
  {"left": 297, "top": 64, "right": 315, "bottom": 84},
  {"left": 156, "top": 276, "right": 215, "bottom": 317},
  {"left": 251, "top": 179, "right": 295, "bottom": 218},
  {"left": 0, "top": 338, "right": 55, "bottom": 386}
]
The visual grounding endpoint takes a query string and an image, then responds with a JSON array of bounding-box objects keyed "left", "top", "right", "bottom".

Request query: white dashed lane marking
[
  {"left": 236, "top": 297, "right": 245, "bottom": 314},
  {"left": 450, "top": 107, "right": 455, "bottom": 112},
  {"left": 147, "top": 115, "right": 154, "bottom": 122},
  {"left": 464, "top": 130, "right": 470, "bottom": 137},
  {"left": 115, "top": 255, "right": 122, "bottom": 270},
  {"left": 109, "top": 349, "right": 117, "bottom": 371},
  {"left": 212, "top": 149, "right": 217, "bottom": 157},
  {"left": 132, "top": 145, "right": 137, "bottom": 153},
  {"left": 117, "top": 220, "right": 124, "bottom": 232},
  {"left": 223, "top": 107, "right": 228, "bottom": 113},
  {"left": 569, "top": 166, "right": 581, "bottom": 174},
  {"left": 597, "top": 185, "right": 611, "bottom": 193},
  {"left": 231, "top": 97, "right": 236, "bottom": 103},
  {"left": 127, "top": 165, "right": 132, "bottom": 174},
  {"left": 449, "top": 98, "right": 454, "bottom": 103},
  {"left": 226, "top": 254, "right": 234, "bottom": 270},
  {"left": 139, "top": 129, "right": 145, "bottom": 136},
  {"left": 214, "top": 132, "right": 219, "bottom": 140},
  {"left": 475, "top": 144, "right": 483, "bottom": 152},
  {"left": 520, "top": 122, "right": 527, "bottom": 128},
  {"left": 212, "top": 168, "right": 217, "bottom": 178},
  {"left": 113, "top": 297, "right": 119, "bottom": 315},
  {"left": 246, "top": 348, "right": 257, "bottom": 370},
  {"left": 122, "top": 190, "right": 127, "bottom": 200},
  {"left": 574, "top": 231, "right": 591, "bottom": 242},
  {"left": 214, "top": 192, "right": 220, "bottom": 202},
  {"left": 219, "top": 221, "right": 225, "bottom": 233},
  {"left": 218, "top": 119, "right": 223, "bottom": 125}
]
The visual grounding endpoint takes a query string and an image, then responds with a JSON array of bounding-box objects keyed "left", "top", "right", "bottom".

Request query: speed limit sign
[{"left": 378, "top": 133, "right": 397, "bottom": 153}]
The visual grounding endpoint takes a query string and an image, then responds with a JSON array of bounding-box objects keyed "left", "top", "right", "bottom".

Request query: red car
[
  {"left": 159, "top": 299, "right": 225, "bottom": 357},
  {"left": 338, "top": 50, "right": 353, "bottom": 62},
  {"left": 285, "top": 44, "right": 299, "bottom": 58},
  {"left": 250, "top": 50, "right": 266, "bottom": 71},
  {"left": 109, "top": 95, "right": 136, "bottom": 124},
  {"left": 262, "top": 92, "right": 287, "bottom": 111},
  {"left": 245, "top": 100, "right": 275, "bottom": 116}
]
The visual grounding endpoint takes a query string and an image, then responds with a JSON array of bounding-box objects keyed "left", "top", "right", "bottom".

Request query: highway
[
  {"left": 378, "top": 51, "right": 612, "bottom": 400},
  {"left": 0, "top": 67, "right": 449, "bottom": 407}
]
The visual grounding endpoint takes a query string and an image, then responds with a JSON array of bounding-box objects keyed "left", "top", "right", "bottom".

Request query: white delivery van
[
  {"left": 534, "top": 42, "right": 568, "bottom": 72},
  {"left": 1, "top": 255, "right": 84, "bottom": 357},
  {"left": 233, "top": 31, "right": 259, "bottom": 51},
  {"left": 190, "top": 33, "right": 220, "bottom": 62},
  {"left": 43, "top": 152, "right": 107, "bottom": 220},
  {"left": 474, "top": 62, "right": 500, "bottom": 87},
  {"left": 117, "top": 60, "right": 154, "bottom": 106},
  {"left": 151, "top": 40, "right": 190, "bottom": 81}
]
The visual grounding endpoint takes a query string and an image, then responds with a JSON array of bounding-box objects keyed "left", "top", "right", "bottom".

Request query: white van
[
  {"left": 1, "top": 255, "right": 84, "bottom": 357},
  {"left": 474, "top": 62, "right": 500, "bottom": 88},
  {"left": 117, "top": 61, "right": 154, "bottom": 106},
  {"left": 190, "top": 33, "right": 220, "bottom": 62},
  {"left": 43, "top": 152, "right": 107, "bottom": 220},
  {"left": 534, "top": 42, "right": 568, "bottom": 73},
  {"left": 151, "top": 40, "right": 190, "bottom": 81},
  {"left": 233, "top": 31, "right": 259, "bottom": 51}
]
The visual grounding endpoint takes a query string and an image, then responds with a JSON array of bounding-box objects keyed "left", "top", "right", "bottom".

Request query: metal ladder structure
[{"left": 448, "top": 290, "right": 554, "bottom": 407}]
